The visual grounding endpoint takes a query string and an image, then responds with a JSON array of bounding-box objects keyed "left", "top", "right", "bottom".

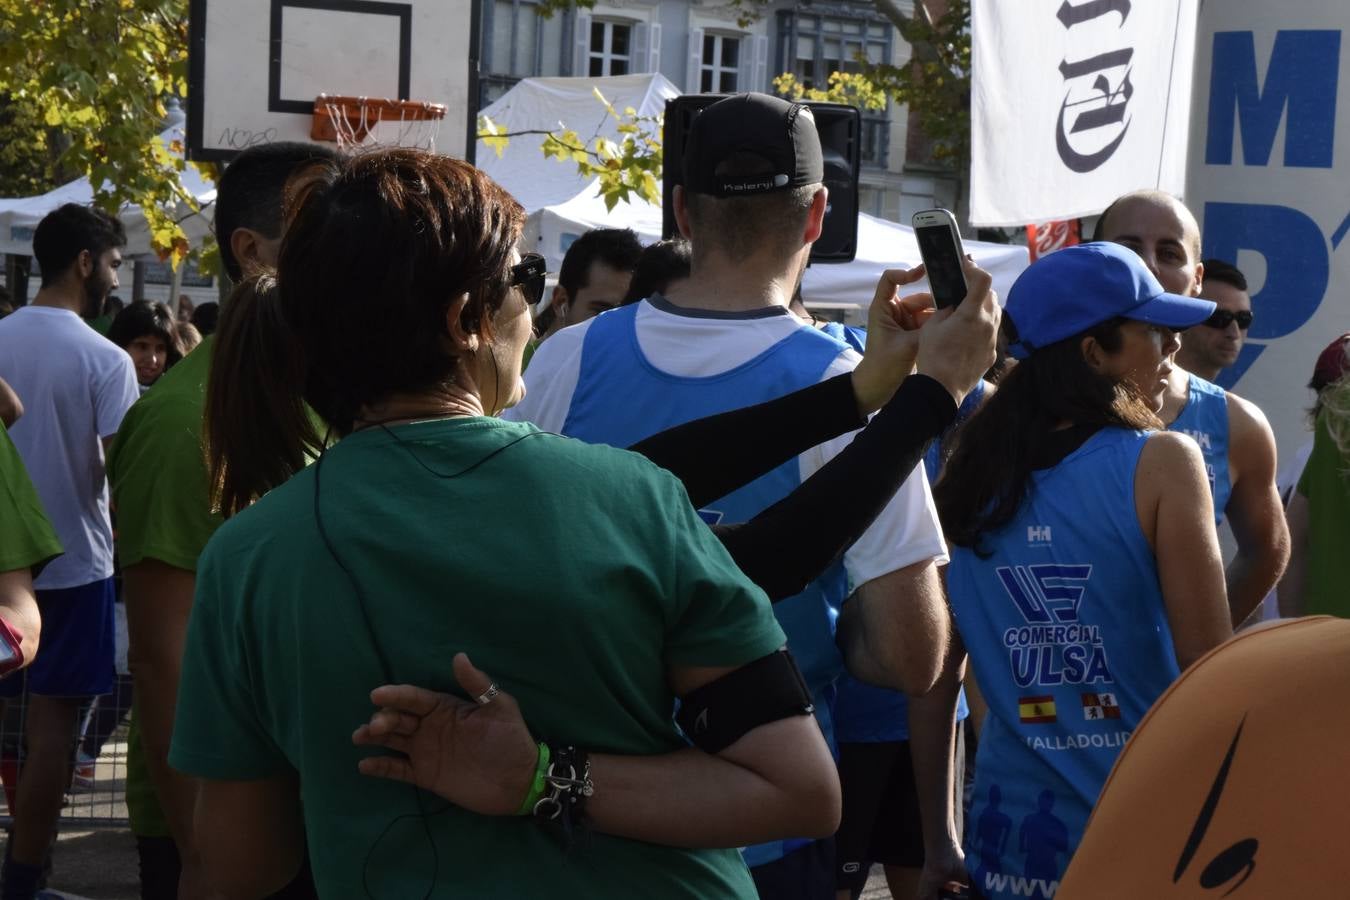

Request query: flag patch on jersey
[
  {"left": 1081, "top": 692, "right": 1121, "bottom": 720},
  {"left": 1018, "top": 696, "right": 1057, "bottom": 724}
]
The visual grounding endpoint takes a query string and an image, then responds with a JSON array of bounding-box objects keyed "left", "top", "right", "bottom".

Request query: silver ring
[{"left": 476, "top": 683, "right": 500, "bottom": 705}]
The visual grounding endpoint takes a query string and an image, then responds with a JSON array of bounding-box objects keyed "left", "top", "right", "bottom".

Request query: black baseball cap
[{"left": 682, "top": 93, "right": 824, "bottom": 197}]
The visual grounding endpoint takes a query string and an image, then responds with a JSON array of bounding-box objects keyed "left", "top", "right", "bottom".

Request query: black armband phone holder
[{"left": 675, "top": 648, "right": 814, "bottom": 753}]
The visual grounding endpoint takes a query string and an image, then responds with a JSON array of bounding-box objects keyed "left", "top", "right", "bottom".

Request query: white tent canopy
[
  {"left": 524, "top": 181, "right": 1030, "bottom": 310},
  {"left": 0, "top": 125, "right": 215, "bottom": 258},
  {"left": 489, "top": 74, "right": 1031, "bottom": 311},
  {"left": 479, "top": 73, "right": 680, "bottom": 214}
]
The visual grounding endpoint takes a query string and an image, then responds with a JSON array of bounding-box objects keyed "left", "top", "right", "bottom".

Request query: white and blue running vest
[
  {"left": 829, "top": 325, "right": 972, "bottom": 745},
  {"left": 562, "top": 303, "right": 852, "bottom": 869},
  {"left": 1167, "top": 374, "right": 1231, "bottom": 524},
  {"left": 947, "top": 428, "right": 1180, "bottom": 900}
]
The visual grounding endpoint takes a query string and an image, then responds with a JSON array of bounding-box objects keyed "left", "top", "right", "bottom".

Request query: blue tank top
[
  {"left": 948, "top": 428, "right": 1180, "bottom": 900},
  {"left": 1167, "top": 374, "right": 1231, "bottom": 524},
  {"left": 562, "top": 304, "right": 851, "bottom": 869},
  {"left": 831, "top": 328, "right": 973, "bottom": 744}
]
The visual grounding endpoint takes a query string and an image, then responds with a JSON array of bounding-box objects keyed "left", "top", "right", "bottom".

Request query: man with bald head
[{"left": 1094, "top": 190, "right": 1288, "bottom": 625}]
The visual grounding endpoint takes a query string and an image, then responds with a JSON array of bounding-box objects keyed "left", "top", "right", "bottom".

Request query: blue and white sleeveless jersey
[
  {"left": 562, "top": 303, "right": 851, "bottom": 753},
  {"left": 525, "top": 299, "right": 946, "bottom": 868},
  {"left": 947, "top": 428, "right": 1180, "bottom": 900},
  {"left": 1167, "top": 374, "right": 1231, "bottom": 524},
  {"left": 832, "top": 327, "right": 976, "bottom": 744}
]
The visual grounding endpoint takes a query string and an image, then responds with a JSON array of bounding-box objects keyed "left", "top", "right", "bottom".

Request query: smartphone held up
[{"left": 912, "top": 208, "right": 968, "bottom": 310}]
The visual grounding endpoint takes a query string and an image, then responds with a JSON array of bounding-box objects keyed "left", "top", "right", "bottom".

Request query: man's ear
[
  {"left": 673, "top": 185, "right": 694, "bottom": 240},
  {"left": 229, "top": 227, "right": 274, "bottom": 279},
  {"left": 803, "top": 187, "right": 828, "bottom": 245},
  {"left": 550, "top": 285, "right": 570, "bottom": 315},
  {"left": 444, "top": 293, "right": 479, "bottom": 353},
  {"left": 75, "top": 249, "right": 94, "bottom": 279},
  {"left": 1191, "top": 259, "right": 1205, "bottom": 298}
]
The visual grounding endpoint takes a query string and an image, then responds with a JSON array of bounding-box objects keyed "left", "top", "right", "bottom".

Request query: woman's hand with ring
[{"left": 352, "top": 652, "right": 538, "bottom": 815}]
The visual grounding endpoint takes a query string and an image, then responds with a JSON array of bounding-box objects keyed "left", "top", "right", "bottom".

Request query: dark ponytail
[
  {"left": 204, "top": 149, "right": 524, "bottom": 516},
  {"left": 934, "top": 317, "right": 1163, "bottom": 554},
  {"left": 205, "top": 275, "right": 324, "bottom": 518}
]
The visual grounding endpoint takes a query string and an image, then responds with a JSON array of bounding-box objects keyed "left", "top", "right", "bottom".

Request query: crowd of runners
[{"left": 0, "top": 91, "right": 1346, "bottom": 900}]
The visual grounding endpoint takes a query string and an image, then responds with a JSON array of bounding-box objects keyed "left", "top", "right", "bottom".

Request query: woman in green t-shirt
[
  {"left": 0, "top": 420, "right": 60, "bottom": 675},
  {"left": 1281, "top": 334, "right": 1350, "bottom": 617},
  {"left": 171, "top": 149, "right": 839, "bottom": 899}
]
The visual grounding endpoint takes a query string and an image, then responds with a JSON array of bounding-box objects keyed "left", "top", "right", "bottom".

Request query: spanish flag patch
[{"left": 1019, "top": 695, "right": 1057, "bottom": 724}]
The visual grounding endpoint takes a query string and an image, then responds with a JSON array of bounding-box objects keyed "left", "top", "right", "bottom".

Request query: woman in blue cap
[{"left": 923, "top": 242, "right": 1234, "bottom": 900}]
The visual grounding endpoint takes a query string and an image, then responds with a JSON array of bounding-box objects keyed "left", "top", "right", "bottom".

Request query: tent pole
[{"left": 132, "top": 260, "right": 147, "bottom": 303}]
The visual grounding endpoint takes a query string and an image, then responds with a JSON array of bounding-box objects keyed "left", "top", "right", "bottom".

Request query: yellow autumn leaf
[{"left": 639, "top": 172, "right": 659, "bottom": 204}]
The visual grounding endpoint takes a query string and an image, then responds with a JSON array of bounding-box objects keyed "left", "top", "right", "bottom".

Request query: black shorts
[{"left": 834, "top": 728, "right": 968, "bottom": 894}]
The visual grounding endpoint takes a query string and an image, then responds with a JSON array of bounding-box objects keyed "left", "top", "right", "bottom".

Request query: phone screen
[{"left": 916, "top": 224, "right": 967, "bottom": 309}]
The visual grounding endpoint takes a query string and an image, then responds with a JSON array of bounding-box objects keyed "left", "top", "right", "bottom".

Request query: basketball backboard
[{"left": 187, "top": 0, "right": 478, "bottom": 161}]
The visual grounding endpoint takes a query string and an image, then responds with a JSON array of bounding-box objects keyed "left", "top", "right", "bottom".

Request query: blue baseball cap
[{"left": 1005, "top": 242, "right": 1216, "bottom": 360}]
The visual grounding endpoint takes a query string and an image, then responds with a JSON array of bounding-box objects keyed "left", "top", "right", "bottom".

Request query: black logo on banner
[{"left": 1055, "top": 0, "right": 1135, "bottom": 173}]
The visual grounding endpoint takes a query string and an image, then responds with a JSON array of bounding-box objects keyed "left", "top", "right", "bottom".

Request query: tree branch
[{"left": 873, "top": 0, "right": 916, "bottom": 32}]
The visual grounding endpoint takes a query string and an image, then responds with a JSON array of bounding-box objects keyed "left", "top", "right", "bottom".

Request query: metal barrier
[{"left": 0, "top": 674, "right": 133, "bottom": 828}]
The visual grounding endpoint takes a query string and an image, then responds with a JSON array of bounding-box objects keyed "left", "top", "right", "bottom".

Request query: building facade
[{"left": 477, "top": 0, "right": 959, "bottom": 220}]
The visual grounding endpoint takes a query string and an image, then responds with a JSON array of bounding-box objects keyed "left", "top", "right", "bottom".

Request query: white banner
[
  {"left": 1187, "top": 1, "right": 1349, "bottom": 470},
  {"left": 970, "top": 0, "right": 1198, "bottom": 226}
]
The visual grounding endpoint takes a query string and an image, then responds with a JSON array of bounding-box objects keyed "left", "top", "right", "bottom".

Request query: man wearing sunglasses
[
  {"left": 1095, "top": 191, "right": 1287, "bottom": 630},
  {"left": 1176, "top": 259, "right": 1253, "bottom": 383}
]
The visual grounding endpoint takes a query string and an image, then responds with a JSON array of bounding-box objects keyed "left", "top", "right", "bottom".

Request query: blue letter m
[{"left": 1206, "top": 30, "right": 1340, "bottom": 168}]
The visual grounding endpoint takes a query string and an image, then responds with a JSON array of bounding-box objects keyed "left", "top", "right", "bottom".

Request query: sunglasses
[
  {"left": 510, "top": 253, "right": 547, "bottom": 308},
  {"left": 1201, "top": 309, "right": 1254, "bottom": 331}
]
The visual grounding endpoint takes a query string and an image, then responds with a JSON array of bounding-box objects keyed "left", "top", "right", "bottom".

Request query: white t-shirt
[
  {"left": 508, "top": 298, "right": 948, "bottom": 589},
  {"left": 0, "top": 306, "right": 139, "bottom": 589}
]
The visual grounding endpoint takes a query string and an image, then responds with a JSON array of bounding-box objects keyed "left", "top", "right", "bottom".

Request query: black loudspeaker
[{"left": 662, "top": 94, "right": 862, "bottom": 264}]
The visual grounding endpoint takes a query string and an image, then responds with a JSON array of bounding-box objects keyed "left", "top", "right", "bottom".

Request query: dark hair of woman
[
  {"left": 623, "top": 239, "right": 691, "bottom": 305},
  {"left": 934, "top": 317, "right": 1163, "bottom": 555},
  {"left": 205, "top": 149, "right": 526, "bottom": 517},
  {"left": 107, "top": 300, "right": 183, "bottom": 366}
]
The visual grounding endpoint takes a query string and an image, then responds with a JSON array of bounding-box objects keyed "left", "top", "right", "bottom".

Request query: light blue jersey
[
  {"left": 562, "top": 303, "right": 851, "bottom": 869},
  {"left": 948, "top": 428, "right": 1180, "bottom": 900},
  {"left": 1168, "top": 374, "right": 1231, "bottom": 524},
  {"left": 833, "top": 328, "right": 973, "bottom": 745}
]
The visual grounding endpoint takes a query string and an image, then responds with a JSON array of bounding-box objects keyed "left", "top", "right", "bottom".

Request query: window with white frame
[
  {"left": 686, "top": 28, "right": 765, "bottom": 94},
  {"left": 700, "top": 33, "right": 741, "bottom": 92},
  {"left": 589, "top": 20, "right": 632, "bottom": 76}
]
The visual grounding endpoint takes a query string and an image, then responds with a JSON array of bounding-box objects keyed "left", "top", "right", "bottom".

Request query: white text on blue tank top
[
  {"left": 1023, "top": 731, "right": 1131, "bottom": 753},
  {"left": 1181, "top": 429, "right": 1219, "bottom": 493},
  {"left": 997, "top": 564, "right": 1116, "bottom": 689},
  {"left": 1180, "top": 428, "right": 1213, "bottom": 451}
]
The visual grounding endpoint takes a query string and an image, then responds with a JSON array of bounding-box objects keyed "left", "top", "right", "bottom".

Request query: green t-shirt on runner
[
  {"left": 170, "top": 417, "right": 786, "bottom": 899},
  {"left": 107, "top": 337, "right": 221, "bottom": 572},
  {"left": 1297, "top": 409, "right": 1350, "bottom": 617},
  {"left": 0, "top": 421, "right": 62, "bottom": 576}
]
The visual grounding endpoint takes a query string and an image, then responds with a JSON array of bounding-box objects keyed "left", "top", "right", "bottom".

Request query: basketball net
[{"left": 313, "top": 94, "right": 447, "bottom": 151}]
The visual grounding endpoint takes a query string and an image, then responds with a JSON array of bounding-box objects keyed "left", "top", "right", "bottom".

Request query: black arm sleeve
[
  {"left": 713, "top": 374, "right": 956, "bottom": 601},
  {"left": 628, "top": 373, "right": 866, "bottom": 509}
]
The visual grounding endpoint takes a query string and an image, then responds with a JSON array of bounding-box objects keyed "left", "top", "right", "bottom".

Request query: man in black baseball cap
[
  {"left": 681, "top": 92, "right": 824, "bottom": 196},
  {"left": 509, "top": 91, "right": 955, "bottom": 900}
]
